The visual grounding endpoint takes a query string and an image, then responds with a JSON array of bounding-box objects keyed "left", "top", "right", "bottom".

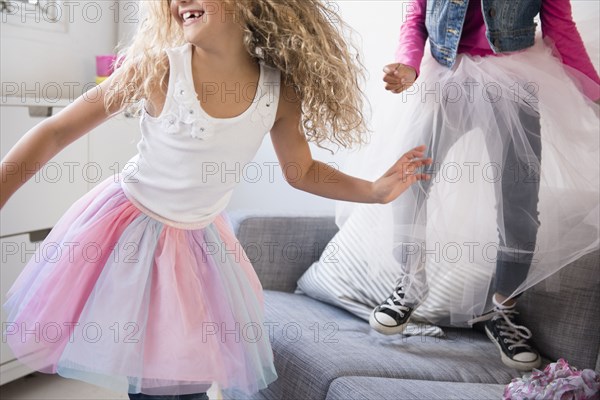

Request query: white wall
[
  {"left": 1, "top": 1, "right": 120, "bottom": 101},
  {"left": 116, "top": 0, "right": 140, "bottom": 48},
  {"left": 1, "top": 1, "right": 597, "bottom": 218},
  {"left": 227, "top": 0, "right": 600, "bottom": 217},
  {"left": 227, "top": 0, "right": 408, "bottom": 217}
]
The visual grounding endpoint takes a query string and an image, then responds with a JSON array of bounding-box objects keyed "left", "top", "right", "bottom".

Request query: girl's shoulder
[{"left": 272, "top": 75, "right": 299, "bottom": 125}]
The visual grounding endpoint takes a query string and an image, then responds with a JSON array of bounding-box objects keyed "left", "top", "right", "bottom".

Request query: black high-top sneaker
[
  {"left": 484, "top": 296, "right": 541, "bottom": 371},
  {"left": 369, "top": 284, "right": 414, "bottom": 335}
]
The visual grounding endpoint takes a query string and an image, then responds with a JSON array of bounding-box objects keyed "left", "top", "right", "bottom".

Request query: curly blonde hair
[{"left": 106, "top": 0, "right": 369, "bottom": 152}]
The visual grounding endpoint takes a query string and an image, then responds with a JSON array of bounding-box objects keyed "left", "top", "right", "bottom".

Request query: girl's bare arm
[
  {"left": 1, "top": 75, "right": 127, "bottom": 209},
  {"left": 269, "top": 82, "right": 430, "bottom": 204}
]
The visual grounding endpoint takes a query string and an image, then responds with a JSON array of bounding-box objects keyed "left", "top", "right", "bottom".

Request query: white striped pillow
[{"left": 295, "top": 201, "right": 495, "bottom": 332}]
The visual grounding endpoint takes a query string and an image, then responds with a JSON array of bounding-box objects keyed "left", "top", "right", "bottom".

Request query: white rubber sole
[
  {"left": 485, "top": 326, "right": 542, "bottom": 371},
  {"left": 369, "top": 309, "right": 410, "bottom": 335}
]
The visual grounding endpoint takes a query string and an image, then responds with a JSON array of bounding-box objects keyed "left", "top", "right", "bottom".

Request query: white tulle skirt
[{"left": 336, "top": 38, "right": 600, "bottom": 326}]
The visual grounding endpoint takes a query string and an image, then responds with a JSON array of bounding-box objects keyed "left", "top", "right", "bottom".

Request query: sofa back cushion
[
  {"left": 235, "top": 215, "right": 600, "bottom": 371},
  {"left": 236, "top": 216, "right": 338, "bottom": 293},
  {"left": 518, "top": 249, "right": 600, "bottom": 371}
]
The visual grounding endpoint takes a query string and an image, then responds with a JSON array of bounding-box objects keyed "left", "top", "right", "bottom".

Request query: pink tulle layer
[{"left": 2, "top": 176, "right": 276, "bottom": 396}]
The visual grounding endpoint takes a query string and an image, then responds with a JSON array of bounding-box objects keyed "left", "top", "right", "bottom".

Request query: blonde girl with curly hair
[{"left": 1, "top": 1, "right": 431, "bottom": 398}]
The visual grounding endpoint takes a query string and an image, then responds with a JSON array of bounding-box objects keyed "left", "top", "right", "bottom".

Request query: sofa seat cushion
[
  {"left": 325, "top": 377, "right": 506, "bottom": 400},
  {"left": 255, "top": 291, "right": 522, "bottom": 400}
]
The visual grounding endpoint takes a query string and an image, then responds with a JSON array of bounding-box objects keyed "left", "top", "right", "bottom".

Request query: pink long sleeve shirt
[{"left": 395, "top": 0, "right": 600, "bottom": 100}]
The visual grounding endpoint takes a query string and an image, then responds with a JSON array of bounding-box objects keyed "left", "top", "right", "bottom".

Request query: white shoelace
[
  {"left": 379, "top": 274, "right": 424, "bottom": 317},
  {"left": 380, "top": 285, "right": 411, "bottom": 317},
  {"left": 494, "top": 307, "right": 533, "bottom": 351},
  {"left": 472, "top": 306, "right": 533, "bottom": 351}
]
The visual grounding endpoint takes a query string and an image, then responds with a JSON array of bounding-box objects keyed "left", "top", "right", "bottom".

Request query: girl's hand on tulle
[
  {"left": 383, "top": 63, "right": 417, "bottom": 94},
  {"left": 371, "top": 145, "right": 432, "bottom": 204}
]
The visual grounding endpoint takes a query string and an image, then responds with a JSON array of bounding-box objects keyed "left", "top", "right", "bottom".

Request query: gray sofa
[{"left": 232, "top": 215, "right": 600, "bottom": 400}]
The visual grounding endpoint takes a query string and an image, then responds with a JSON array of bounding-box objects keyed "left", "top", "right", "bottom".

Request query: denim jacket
[{"left": 425, "top": 0, "right": 542, "bottom": 68}]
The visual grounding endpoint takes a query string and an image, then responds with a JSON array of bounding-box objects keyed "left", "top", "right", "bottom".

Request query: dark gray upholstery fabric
[
  {"left": 236, "top": 216, "right": 338, "bottom": 293},
  {"left": 325, "top": 377, "right": 505, "bottom": 400},
  {"left": 236, "top": 216, "right": 600, "bottom": 399},
  {"left": 253, "top": 291, "right": 521, "bottom": 400},
  {"left": 518, "top": 250, "right": 600, "bottom": 371}
]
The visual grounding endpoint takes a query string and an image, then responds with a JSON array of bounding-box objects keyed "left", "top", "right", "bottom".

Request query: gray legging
[{"left": 393, "top": 98, "right": 542, "bottom": 299}]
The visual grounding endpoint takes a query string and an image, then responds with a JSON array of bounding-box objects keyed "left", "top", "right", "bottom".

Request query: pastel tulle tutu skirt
[
  {"left": 2, "top": 176, "right": 277, "bottom": 397},
  {"left": 336, "top": 38, "right": 600, "bottom": 326}
]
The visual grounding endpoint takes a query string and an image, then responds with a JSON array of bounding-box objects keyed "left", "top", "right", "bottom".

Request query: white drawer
[{"left": 0, "top": 231, "right": 49, "bottom": 365}]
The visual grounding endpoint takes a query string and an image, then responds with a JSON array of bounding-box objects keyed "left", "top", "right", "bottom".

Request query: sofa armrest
[{"left": 235, "top": 216, "right": 339, "bottom": 293}]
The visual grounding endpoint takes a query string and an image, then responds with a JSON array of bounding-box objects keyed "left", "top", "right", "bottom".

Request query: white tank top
[{"left": 120, "top": 43, "right": 281, "bottom": 228}]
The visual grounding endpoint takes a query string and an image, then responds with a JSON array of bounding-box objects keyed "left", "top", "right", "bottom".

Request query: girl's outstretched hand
[
  {"left": 383, "top": 63, "right": 417, "bottom": 94},
  {"left": 371, "top": 145, "right": 432, "bottom": 204}
]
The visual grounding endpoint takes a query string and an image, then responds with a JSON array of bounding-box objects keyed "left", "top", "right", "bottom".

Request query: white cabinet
[
  {"left": 0, "top": 101, "right": 88, "bottom": 237},
  {"left": 0, "top": 232, "right": 40, "bottom": 365},
  {"left": 87, "top": 112, "right": 141, "bottom": 191},
  {"left": 0, "top": 98, "right": 139, "bottom": 386},
  {"left": 0, "top": 233, "right": 47, "bottom": 384}
]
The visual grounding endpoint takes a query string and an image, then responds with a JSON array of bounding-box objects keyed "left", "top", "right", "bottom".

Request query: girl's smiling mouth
[{"left": 180, "top": 8, "right": 205, "bottom": 26}]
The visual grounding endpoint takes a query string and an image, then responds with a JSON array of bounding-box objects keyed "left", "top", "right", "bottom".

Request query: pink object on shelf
[{"left": 95, "top": 55, "right": 117, "bottom": 77}]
